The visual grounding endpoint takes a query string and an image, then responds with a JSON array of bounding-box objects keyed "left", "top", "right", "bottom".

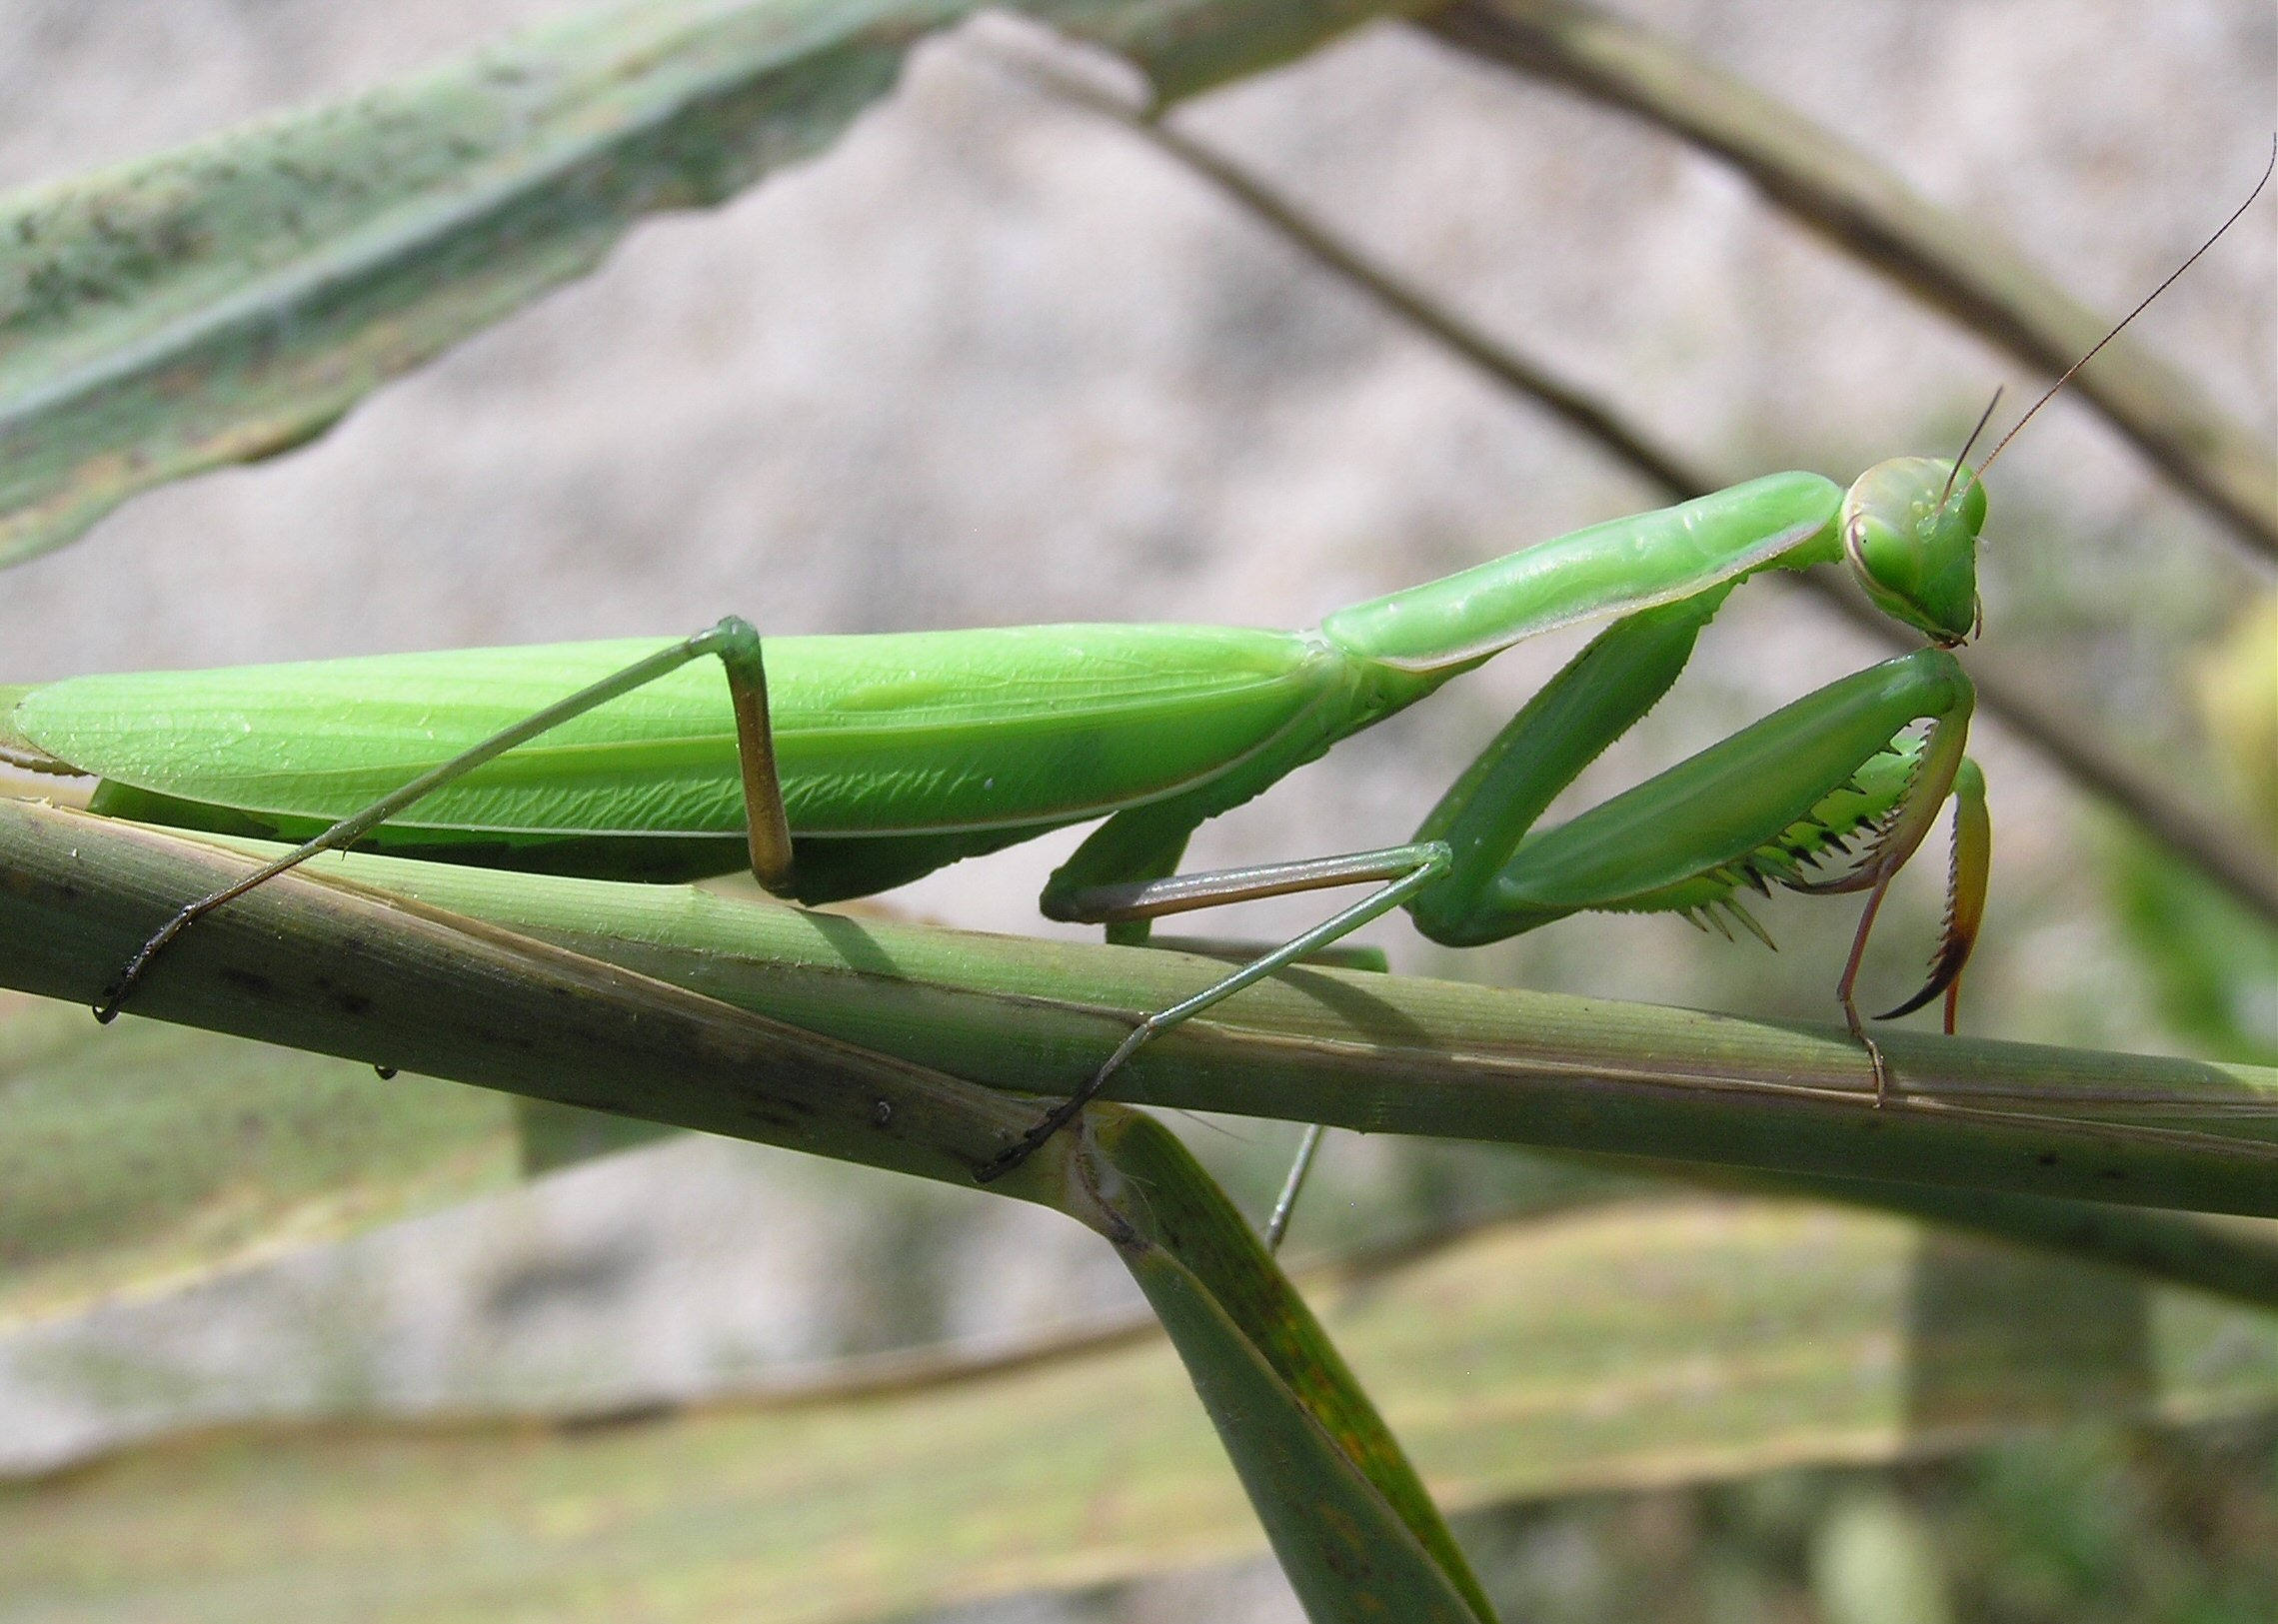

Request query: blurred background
[{"left": 0, "top": 0, "right": 2272, "bottom": 1617}]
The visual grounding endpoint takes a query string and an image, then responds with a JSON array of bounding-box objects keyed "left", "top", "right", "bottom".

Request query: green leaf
[
  {"left": 0, "top": 0, "right": 1409, "bottom": 570},
  {"left": 1084, "top": 1110, "right": 1494, "bottom": 1619},
  {"left": 10, "top": 1198, "right": 2276, "bottom": 1620},
  {"left": 1121, "top": 1246, "right": 1489, "bottom": 1621},
  {"left": 0, "top": 992, "right": 520, "bottom": 1331}
]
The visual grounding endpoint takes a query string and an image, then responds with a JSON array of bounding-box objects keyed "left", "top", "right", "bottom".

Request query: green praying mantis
[
  {"left": 1, "top": 155, "right": 2262, "bottom": 1233},
  {"left": 3, "top": 458, "right": 1986, "bottom": 1165}
]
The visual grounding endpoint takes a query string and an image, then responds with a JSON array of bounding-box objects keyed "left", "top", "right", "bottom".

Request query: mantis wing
[{"left": 9, "top": 626, "right": 1354, "bottom": 886}]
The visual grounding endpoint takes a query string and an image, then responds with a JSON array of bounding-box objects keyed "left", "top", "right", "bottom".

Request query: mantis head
[
  {"left": 1841, "top": 457, "right": 1984, "bottom": 648},
  {"left": 1838, "top": 142, "right": 2272, "bottom": 654}
]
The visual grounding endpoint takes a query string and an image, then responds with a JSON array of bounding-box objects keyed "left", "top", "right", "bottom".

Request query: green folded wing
[{"left": 11, "top": 627, "right": 1341, "bottom": 846}]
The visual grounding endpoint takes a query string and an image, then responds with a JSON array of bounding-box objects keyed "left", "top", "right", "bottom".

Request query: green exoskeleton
[{"left": 2, "top": 455, "right": 1992, "bottom": 1217}]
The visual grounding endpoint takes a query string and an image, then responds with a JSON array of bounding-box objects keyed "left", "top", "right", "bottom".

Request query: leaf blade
[
  {"left": 0, "top": 0, "right": 1414, "bottom": 569},
  {"left": 10, "top": 1200, "right": 2275, "bottom": 1619}
]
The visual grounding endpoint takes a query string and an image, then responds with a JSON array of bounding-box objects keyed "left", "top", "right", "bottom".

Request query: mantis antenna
[
  {"left": 1936, "top": 387, "right": 2004, "bottom": 512},
  {"left": 1964, "top": 136, "right": 2276, "bottom": 498}
]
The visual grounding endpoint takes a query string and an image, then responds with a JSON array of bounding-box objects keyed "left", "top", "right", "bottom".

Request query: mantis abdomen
[{"left": 6, "top": 622, "right": 1439, "bottom": 890}]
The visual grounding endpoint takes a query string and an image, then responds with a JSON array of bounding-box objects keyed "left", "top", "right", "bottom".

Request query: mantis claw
[
  {"left": 1833, "top": 862, "right": 1897, "bottom": 1105},
  {"left": 976, "top": 1026, "right": 1152, "bottom": 1182},
  {"left": 96, "top": 878, "right": 263, "bottom": 1022},
  {"left": 1861, "top": 1030, "right": 1891, "bottom": 1105},
  {"left": 1875, "top": 760, "right": 1990, "bottom": 1025},
  {"left": 94, "top": 929, "right": 171, "bottom": 1022},
  {"left": 975, "top": 1098, "right": 1086, "bottom": 1183},
  {"left": 1837, "top": 980, "right": 1892, "bottom": 1105}
]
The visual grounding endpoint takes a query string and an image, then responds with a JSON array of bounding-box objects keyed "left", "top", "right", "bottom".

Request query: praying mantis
[
  {"left": 3, "top": 454, "right": 1989, "bottom": 1187},
  {"left": 2, "top": 148, "right": 2260, "bottom": 1227}
]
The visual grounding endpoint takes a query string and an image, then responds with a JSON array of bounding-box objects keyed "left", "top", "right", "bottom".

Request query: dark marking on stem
[
  {"left": 556, "top": 1399, "right": 678, "bottom": 1436},
  {"left": 734, "top": 1106, "right": 804, "bottom": 1133},
  {"left": 468, "top": 1023, "right": 542, "bottom": 1056}
]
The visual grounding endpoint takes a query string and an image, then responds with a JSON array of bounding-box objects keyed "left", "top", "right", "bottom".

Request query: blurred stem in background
[
  {"left": 1422, "top": 0, "right": 2278, "bottom": 564},
  {"left": 2102, "top": 595, "right": 2278, "bottom": 1068},
  {"left": 981, "top": 25, "right": 2278, "bottom": 933}
]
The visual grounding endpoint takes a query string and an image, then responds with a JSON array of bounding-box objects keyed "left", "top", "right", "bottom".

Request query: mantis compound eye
[{"left": 1842, "top": 456, "right": 1985, "bottom": 647}]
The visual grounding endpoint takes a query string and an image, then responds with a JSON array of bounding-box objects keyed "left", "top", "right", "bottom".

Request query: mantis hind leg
[
  {"left": 96, "top": 618, "right": 794, "bottom": 1021},
  {"left": 1040, "top": 795, "right": 1212, "bottom": 948}
]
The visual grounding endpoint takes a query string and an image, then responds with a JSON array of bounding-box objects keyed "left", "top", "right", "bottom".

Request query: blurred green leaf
[
  {"left": 2105, "top": 828, "right": 2278, "bottom": 1069},
  {"left": 2101, "top": 596, "right": 2278, "bottom": 1067},
  {"left": 0, "top": 992, "right": 519, "bottom": 1331},
  {"left": 10, "top": 1198, "right": 2277, "bottom": 1621},
  {"left": 0, "top": 0, "right": 1410, "bottom": 569}
]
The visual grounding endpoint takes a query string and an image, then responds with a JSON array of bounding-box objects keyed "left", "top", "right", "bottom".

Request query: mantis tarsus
[{"left": 3, "top": 150, "right": 2263, "bottom": 1232}]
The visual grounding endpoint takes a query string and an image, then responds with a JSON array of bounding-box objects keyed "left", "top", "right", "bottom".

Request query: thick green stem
[
  {"left": 3, "top": 802, "right": 2273, "bottom": 1218},
  {"left": 0, "top": 797, "right": 1500, "bottom": 1616}
]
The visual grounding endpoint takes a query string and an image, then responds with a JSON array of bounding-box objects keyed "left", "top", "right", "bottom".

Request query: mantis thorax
[{"left": 1841, "top": 456, "right": 1985, "bottom": 648}]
